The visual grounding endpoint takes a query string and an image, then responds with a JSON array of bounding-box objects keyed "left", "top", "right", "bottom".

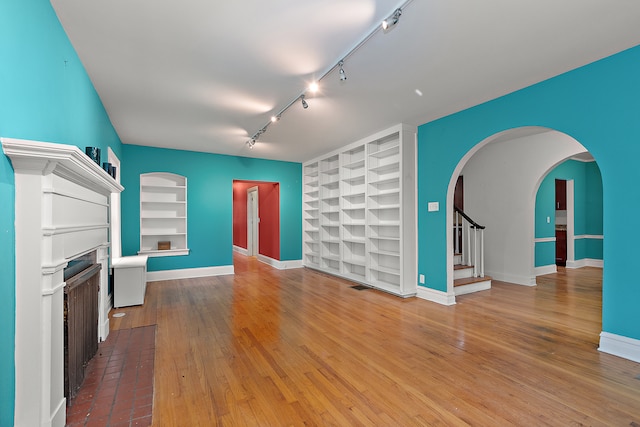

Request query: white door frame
[
  {"left": 247, "top": 186, "right": 259, "bottom": 256},
  {"left": 566, "top": 179, "right": 575, "bottom": 265},
  {"left": 104, "top": 148, "right": 121, "bottom": 340},
  {"left": 108, "top": 147, "right": 122, "bottom": 259}
]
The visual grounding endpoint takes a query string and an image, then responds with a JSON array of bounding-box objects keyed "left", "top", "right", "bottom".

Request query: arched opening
[
  {"left": 533, "top": 155, "right": 603, "bottom": 275},
  {"left": 445, "top": 127, "right": 601, "bottom": 299}
]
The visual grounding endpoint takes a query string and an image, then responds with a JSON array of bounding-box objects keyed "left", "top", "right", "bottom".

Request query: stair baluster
[{"left": 455, "top": 207, "right": 485, "bottom": 278}]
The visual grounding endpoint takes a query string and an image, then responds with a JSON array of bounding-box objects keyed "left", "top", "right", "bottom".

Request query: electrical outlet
[
  {"left": 547, "top": 216, "right": 550, "bottom": 223},
  {"left": 419, "top": 274, "right": 425, "bottom": 284}
]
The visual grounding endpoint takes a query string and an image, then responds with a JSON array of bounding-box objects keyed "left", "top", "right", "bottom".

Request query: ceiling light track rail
[{"left": 246, "top": 0, "right": 414, "bottom": 150}]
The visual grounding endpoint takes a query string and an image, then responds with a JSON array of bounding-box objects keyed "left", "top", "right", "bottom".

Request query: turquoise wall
[
  {"left": 534, "top": 159, "right": 603, "bottom": 267},
  {"left": 0, "top": 0, "right": 122, "bottom": 423},
  {"left": 2, "top": 0, "right": 639, "bottom": 422},
  {"left": 418, "top": 44, "right": 640, "bottom": 340},
  {"left": 0, "top": 152, "right": 14, "bottom": 427},
  {"left": 121, "top": 145, "right": 302, "bottom": 271}
]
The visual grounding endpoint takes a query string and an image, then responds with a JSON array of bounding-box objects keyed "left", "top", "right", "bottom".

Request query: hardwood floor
[{"left": 110, "top": 257, "right": 640, "bottom": 426}]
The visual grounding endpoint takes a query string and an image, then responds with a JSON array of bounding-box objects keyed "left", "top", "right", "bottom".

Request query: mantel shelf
[{"left": 1, "top": 137, "right": 124, "bottom": 195}]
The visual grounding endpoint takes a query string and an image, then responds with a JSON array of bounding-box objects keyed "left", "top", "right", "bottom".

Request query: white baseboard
[
  {"left": 416, "top": 285, "right": 456, "bottom": 305},
  {"left": 100, "top": 293, "right": 112, "bottom": 342},
  {"left": 233, "top": 245, "right": 248, "bottom": 255},
  {"left": 566, "top": 258, "right": 603, "bottom": 269},
  {"left": 534, "top": 264, "right": 557, "bottom": 276},
  {"left": 599, "top": 331, "right": 640, "bottom": 363},
  {"left": 486, "top": 270, "right": 536, "bottom": 286},
  {"left": 51, "top": 396, "right": 67, "bottom": 427},
  {"left": 454, "top": 279, "right": 491, "bottom": 296},
  {"left": 147, "top": 265, "right": 234, "bottom": 282},
  {"left": 257, "top": 254, "right": 303, "bottom": 270}
]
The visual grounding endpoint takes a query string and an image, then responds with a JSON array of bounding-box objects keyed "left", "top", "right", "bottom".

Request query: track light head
[
  {"left": 382, "top": 8, "right": 402, "bottom": 30},
  {"left": 301, "top": 95, "right": 309, "bottom": 109},
  {"left": 271, "top": 115, "right": 280, "bottom": 123},
  {"left": 247, "top": 138, "right": 256, "bottom": 149},
  {"left": 338, "top": 61, "right": 347, "bottom": 81}
]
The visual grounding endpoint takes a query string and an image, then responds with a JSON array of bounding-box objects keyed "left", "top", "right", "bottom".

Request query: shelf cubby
[
  {"left": 139, "top": 173, "right": 189, "bottom": 257},
  {"left": 303, "top": 161, "right": 321, "bottom": 267}
]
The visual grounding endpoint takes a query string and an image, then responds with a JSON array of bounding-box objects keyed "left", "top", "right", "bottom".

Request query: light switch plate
[{"left": 428, "top": 202, "right": 439, "bottom": 212}]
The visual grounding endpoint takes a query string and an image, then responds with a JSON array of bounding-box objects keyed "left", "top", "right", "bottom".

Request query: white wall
[{"left": 461, "top": 130, "right": 585, "bottom": 285}]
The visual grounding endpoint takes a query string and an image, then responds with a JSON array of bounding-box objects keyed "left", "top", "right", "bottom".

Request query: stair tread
[
  {"left": 454, "top": 276, "right": 492, "bottom": 287},
  {"left": 454, "top": 264, "right": 474, "bottom": 270}
]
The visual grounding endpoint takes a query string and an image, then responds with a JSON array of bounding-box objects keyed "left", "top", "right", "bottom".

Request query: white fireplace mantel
[
  {"left": 2, "top": 138, "right": 123, "bottom": 195},
  {"left": 2, "top": 138, "right": 123, "bottom": 427}
]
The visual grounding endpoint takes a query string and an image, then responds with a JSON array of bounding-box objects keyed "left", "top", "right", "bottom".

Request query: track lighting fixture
[
  {"left": 382, "top": 8, "right": 402, "bottom": 30},
  {"left": 243, "top": 0, "right": 413, "bottom": 150},
  {"left": 338, "top": 61, "right": 347, "bottom": 81}
]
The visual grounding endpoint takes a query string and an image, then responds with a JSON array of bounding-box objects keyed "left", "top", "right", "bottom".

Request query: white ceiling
[{"left": 51, "top": 0, "right": 640, "bottom": 163}]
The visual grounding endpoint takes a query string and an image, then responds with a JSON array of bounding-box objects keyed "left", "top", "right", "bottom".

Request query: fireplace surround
[{"left": 2, "top": 138, "right": 123, "bottom": 427}]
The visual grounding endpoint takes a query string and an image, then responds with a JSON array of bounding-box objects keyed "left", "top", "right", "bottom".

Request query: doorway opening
[
  {"left": 232, "top": 180, "right": 280, "bottom": 264},
  {"left": 555, "top": 179, "right": 568, "bottom": 267}
]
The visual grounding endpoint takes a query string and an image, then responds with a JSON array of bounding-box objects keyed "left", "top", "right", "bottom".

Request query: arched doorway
[
  {"left": 533, "top": 155, "right": 603, "bottom": 275},
  {"left": 445, "top": 127, "right": 601, "bottom": 299}
]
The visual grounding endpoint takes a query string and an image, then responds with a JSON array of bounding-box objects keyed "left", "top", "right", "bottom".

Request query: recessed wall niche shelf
[
  {"left": 302, "top": 124, "right": 417, "bottom": 297},
  {"left": 138, "top": 172, "right": 190, "bottom": 257}
]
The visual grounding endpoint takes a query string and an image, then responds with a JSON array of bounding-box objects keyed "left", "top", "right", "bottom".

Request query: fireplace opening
[
  {"left": 64, "top": 250, "right": 101, "bottom": 402},
  {"left": 64, "top": 251, "right": 95, "bottom": 281}
]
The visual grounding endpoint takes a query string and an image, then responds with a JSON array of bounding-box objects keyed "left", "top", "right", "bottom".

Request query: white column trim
[{"left": 566, "top": 179, "right": 575, "bottom": 264}]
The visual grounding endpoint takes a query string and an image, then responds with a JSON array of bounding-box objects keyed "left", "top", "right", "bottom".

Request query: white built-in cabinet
[
  {"left": 138, "top": 172, "right": 190, "bottom": 257},
  {"left": 302, "top": 124, "right": 417, "bottom": 297}
]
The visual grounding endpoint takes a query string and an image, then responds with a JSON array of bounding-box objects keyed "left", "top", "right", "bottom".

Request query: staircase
[{"left": 454, "top": 207, "right": 491, "bottom": 296}]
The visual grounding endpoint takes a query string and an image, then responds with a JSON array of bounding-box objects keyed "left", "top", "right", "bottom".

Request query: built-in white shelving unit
[
  {"left": 302, "top": 124, "right": 417, "bottom": 297},
  {"left": 341, "top": 144, "right": 367, "bottom": 282},
  {"left": 320, "top": 154, "right": 341, "bottom": 274},
  {"left": 139, "top": 172, "right": 190, "bottom": 257},
  {"left": 303, "top": 162, "right": 320, "bottom": 267}
]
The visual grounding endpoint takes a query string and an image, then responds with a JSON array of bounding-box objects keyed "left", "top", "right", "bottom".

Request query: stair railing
[{"left": 454, "top": 206, "right": 485, "bottom": 278}]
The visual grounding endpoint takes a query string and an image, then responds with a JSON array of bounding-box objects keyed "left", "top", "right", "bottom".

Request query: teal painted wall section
[
  {"left": 534, "top": 160, "right": 603, "bottom": 267},
  {"left": 0, "top": 0, "right": 122, "bottom": 423},
  {"left": 0, "top": 150, "right": 15, "bottom": 427},
  {"left": 535, "top": 241, "right": 556, "bottom": 267},
  {"left": 418, "top": 44, "right": 640, "bottom": 339},
  {"left": 121, "top": 145, "right": 302, "bottom": 271},
  {"left": 586, "top": 162, "right": 604, "bottom": 235}
]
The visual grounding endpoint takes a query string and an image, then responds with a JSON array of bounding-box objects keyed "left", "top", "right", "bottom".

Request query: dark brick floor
[{"left": 66, "top": 325, "right": 156, "bottom": 427}]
